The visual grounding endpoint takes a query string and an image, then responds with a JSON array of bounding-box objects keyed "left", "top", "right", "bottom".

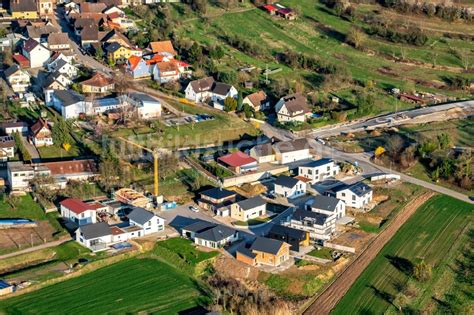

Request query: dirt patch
[
  {"left": 0, "top": 221, "right": 57, "bottom": 252},
  {"left": 214, "top": 256, "right": 260, "bottom": 281},
  {"left": 377, "top": 66, "right": 399, "bottom": 77},
  {"left": 332, "top": 229, "right": 375, "bottom": 252}
]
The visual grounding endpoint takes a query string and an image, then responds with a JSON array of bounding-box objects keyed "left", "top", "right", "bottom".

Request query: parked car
[{"left": 188, "top": 205, "right": 199, "bottom": 212}]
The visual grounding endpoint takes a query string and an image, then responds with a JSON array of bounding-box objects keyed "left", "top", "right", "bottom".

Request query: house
[
  {"left": 10, "top": 0, "right": 38, "bottom": 19},
  {"left": 49, "top": 59, "right": 78, "bottom": 78},
  {"left": 22, "top": 38, "right": 50, "bottom": 68},
  {"left": 80, "top": 72, "right": 115, "bottom": 95},
  {"left": 218, "top": 151, "right": 257, "bottom": 174},
  {"left": 275, "top": 93, "right": 311, "bottom": 123},
  {"left": 289, "top": 208, "right": 335, "bottom": 240},
  {"left": 237, "top": 237, "right": 290, "bottom": 267},
  {"left": 0, "top": 280, "right": 14, "bottom": 296},
  {"left": 185, "top": 77, "right": 238, "bottom": 104},
  {"left": 126, "top": 55, "right": 150, "bottom": 79},
  {"left": 80, "top": 2, "right": 107, "bottom": 13},
  {"left": 100, "top": 29, "right": 131, "bottom": 48},
  {"left": 148, "top": 40, "right": 176, "bottom": 57},
  {"left": 26, "top": 24, "right": 57, "bottom": 42},
  {"left": 47, "top": 71, "right": 72, "bottom": 88},
  {"left": 47, "top": 33, "right": 71, "bottom": 51},
  {"left": 273, "top": 138, "right": 311, "bottom": 164},
  {"left": 47, "top": 52, "right": 75, "bottom": 71},
  {"left": 12, "top": 54, "right": 30, "bottom": 68},
  {"left": 60, "top": 198, "right": 107, "bottom": 225},
  {"left": 121, "top": 93, "right": 161, "bottom": 119},
  {"left": 197, "top": 187, "right": 237, "bottom": 216},
  {"left": 7, "top": 161, "right": 51, "bottom": 191},
  {"left": 274, "top": 176, "right": 306, "bottom": 199},
  {"left": 0, "top": 136, "right": 15, "bottom": 161},
  {"left": 182, "top": 220, "right": 239, "bottom": 249},
  {"left": 230, "top": 196, "right": 266, "bottom": 222},
  {"left": 79, "top": 24, "right": 102, "bottom": 48},
  {"left": 127, "top": 207, "right": 165, "bottom": 235},
  {"left": 52, "top": 90, "right": 90, "bottom": 119},
  {"left": 152, "top": 62, "right": 180, "bottom": 84},
  {"left": 267, "top": 224, "right": 310, "bottom": 252},
  {"left": 0, "top": 121, "right": 29, "bottom": 135},
  {"left": 4, "top": 65, "right": 30, "bottom": 93},
  {"left": 328, "top": 182, "right": 373, "bottom": 210},
  {"left": 305, "top": 195, "right": 346, "bottom": 220},
  {"left": 298, "top": 158, "right": 339, "bottom": 184},
  {"left": 249, "top": 143, "right": 275, "bottom": 163},
  {"left": 30, "top": 118, "right": 53, "bottom": 147},
  {"left": 43, "top": 73, "right": 68, "bottom": 106},
  {"left": 242, "top": 91, "right": 270, "bottom": 111},
  {"left": 37, "top": 0, "right": 53, "bottom": 16},
  {"left": 105, "top": 42, "right": 141, "bottom": 64},
  {"left": 277, "top": 7, "right": 297, "bottom": 20},
  {"left": 76, "top": 222, "right": 113, "bottom": 251},
  {"left": 262, "top": 4, "right": 277, "bottom": 15}
]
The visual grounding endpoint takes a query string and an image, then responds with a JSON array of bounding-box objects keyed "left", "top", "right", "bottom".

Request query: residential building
[
  {"left": 197, "top": 187, "right": 237, "bottom": 216},
  {"left": 273, "top": 138, "right": 311, "bottom": 164},
  {"left": 328, "top": 182, "right": 373, "bottom": 210},
  {"left": 47, "top": 53, "right": 75, "bottom": 72},
  {"left": 277, "top": 7, "right": 297, "bottom": 20},
  {"left": 289, "top": 208, "right": 335, "bottom": 240},
  {"left": 26, "top": 24, "right": 57, "bottom": 42},
  {"left": 275, "top": 93, "right": 311, "bottom": 123},
  {"left": 121, "top": 93, "right": 161, "bottom": 119},
  {"left": 274, "top": 176, "right": 306, "bottom": 199},
  {"left": 60, "top": 198, "right": 107, "bottom": 225},
  {"left": 298, "top": 158, "right": 339, "bottom": 184},
  {"left": 185, "top": 76, "right": 238, "bottom": 104},
  {"left": 50, "top": 59, "right": 78, "bottom": 78},
  {"left": 12, "top": 54, "right": 30, "bottom": 68},
  {"left": 7, "top": 161, "right": 51, "bottom": 191},
  {"left": 217, "top": 151, "right": 257, "bottom": 174},
  {"left": 230, "top": 196, "right": 266, "bottom": 222},
  {"left": 182, "top": 220, "right": 239, "bottom": 249},
  {"left": 249, "top": 143, "right": 275, "bottom": 163},
  {"left": 126, "top": 55, "right": 150, "bottom": 79},
  {"left": 237, "top": 237, "right": 290, "bottom": 267},
  {"left": 127, "top": 207, "right": 165, "bottom": 235},
  {"left": 148, "top": 40, "right": 176, "bottom": 57},
  {"left": 76, "top": 222, "right": 113, "bottom": 251},
  {"left": 52, "top": 90, "right": 91, "bottom": 119},
  {"left": 0, "top": 121, "right": 29, "bottom": 135},
  {"left": 10, "top": 0, "right": 38, "bottom": 19},
  {"left": 105, "top": 42, "right": 141, "bottom": 64},
  {"left": 30, "top": 118, "right": 53, "bottom": 147},
  {"left": 242, "top": 91, "right": 270, "bottom": 112},
  {"left": 47, "top": 33, "right": 70, "bottom": 51},
  {"left": 43, "top": 74, "right": 67, "bottom": 106},
  {"left": 22, "top": 38, "right": 50, "bottom": 68},
  {"left": 152, "top": 62, "right": 180, "bottom": 84},
  {"left": 266, "top": 224, "right": 310, "bottom": 252},
  {"left": 4, "top": 65, "right": 30, "bottom": 93},
  {"left": 305, "top": 195, "right": 346, "bottom": 220},
  {"left": 80, "top": 73, "right": 115, "bottom": 95},
  {"left": 0, "top": 136, "right": 15, "bottom": 161}
]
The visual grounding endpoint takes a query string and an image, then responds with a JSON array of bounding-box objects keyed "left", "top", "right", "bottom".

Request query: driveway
[{"left": 21, "top": 136, "right": 40, "bottom": 162}]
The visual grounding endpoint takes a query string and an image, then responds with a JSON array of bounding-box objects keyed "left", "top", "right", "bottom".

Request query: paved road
[{"left": 0, "top": 236, "right": 72, "bottom": 260}]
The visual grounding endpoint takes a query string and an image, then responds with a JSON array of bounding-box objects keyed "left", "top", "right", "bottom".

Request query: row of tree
[{"left": 378, "top": 0, "right": 473, "bottom": 21}]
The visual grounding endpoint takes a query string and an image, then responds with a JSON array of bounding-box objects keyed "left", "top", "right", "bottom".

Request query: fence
[
  {"left": 324, "top": 242, "right": 356, "bottom": 254},
  {"left": 370, "top": 174, "right": 401, "bottom": 182}
]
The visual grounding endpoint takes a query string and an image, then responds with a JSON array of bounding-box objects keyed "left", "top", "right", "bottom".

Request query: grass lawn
[
  {"left": 0, "top": 258, "right": 210, "bottom": 315},
  {"left": 333, "top": 195, "right": 474, "bottom": 314},
  {"left": 37, "top": 144, "right": 80, "bottom": 159},
  {"left": 234, "top": 215, "right": 276, "bottom": 226},
  {"left": 0, "top": 194, "right": 47, "bottom": 221},
  {"left": 308, "top": 247, "right": 333, "bottom": 260}
]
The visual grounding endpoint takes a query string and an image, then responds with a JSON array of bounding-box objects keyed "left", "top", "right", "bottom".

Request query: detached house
[
  {"left": 237, "top": 237, "right": 290, "bottom": 267},
  {"left": 242, "top": 91, "right": 270, "bottom": 112},
  {"left": 274, "top": 176, "right": 306, "bottom": 199},
  {"left": 152, "top": 62, "right": 180, "bottom": 84},
  {"left": 275, "top": 93, "right": 311, "bottom": 123},
  {"left": 4, "top": 65, "right": 30, "bottom": 93},
  {"left": 197, "top": 187, "right": 237, "bottom": 217},
  {"left": 273, "top": 138, "right": 311, "bottom": 164},
  {"left": 47, "top": 33, "right": 70, "bottom": 51},
  {"left": 50, "top": 59, "right": 78, "bottom": 79},
  {"left": 267, "top": 224, "right": 310, "bottom": 252},
  {"left": 76, "top": 222, "right": 113, "bottom": 251},
  {"left": 148, "top": 40, "right": 176, "bottom": 57},
  {"left": 249, "top": 143, "right": 275, "bottom": 163},
  {"left": 126, "top": 55, "right": 150, "bottom": 79},
  {"left": 328, "top": 182, "right": 373, "bottom": 210},
  {"left": 10, "top": 0, "right": 38, "bottom": 19},
  {"left": 52, "top": 89, "right": 90, "bottom": 119},
  {"left": 305, "top": 195, "right": 346, "bottom": 221},
  {"left": 121, "top": 93, "right": 161, "bottom": 119},
  {"left": 105, "top": 42, "right": 141, "bottom": 64},
  {"left": 127, "top": 207, "right": 165, "bottom": 235},
  {"left": 185, "top": 76, "right": 237, "bottom": 104},
  {"left": 230, "top": 196, "right": 266, "bottom": 222},
  {"left": 289, "top": 208, "right": 334, "bottom": 240},
  {"left": 30, "top": 118, "right": 53, "bottom": 147},
  {"left": 60, "top": 198, "right": 107, "bottom": 225},
  {"left": 218, "top": 151, "right": 257, "bottom": 174},
  {"left": 298, "top": 158, "right": 339, "bottom": 184},
  {"left": 182, "top": 220, "right": 239, "bottom": 249},
  {"left": 80, "top": 72, "right": 115, "bottom": 95},
  {"left": 0, "top": 136, "right": 15, "bottom": 161},
  {"left": 22, "top": 38, "right": 50, "bottom": 68}
]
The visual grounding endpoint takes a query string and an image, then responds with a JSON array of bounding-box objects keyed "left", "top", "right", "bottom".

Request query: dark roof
[
  {"left": 4, "top": 64, "right": 21, "bottom": 78},
  {"left": 236, "top": 196, "right": 266, "bottom": 211},
  {"left": 189, "top": 76, "right": 215, "bottom": 93},
  {"left": 236, "top": 245, "right": 257, "bottom": 259},
  {"left": 195, "top": 224, "right": 236, "bottom": 242},
  {"left": 129, "top": 93, "right": 159, "bottom": 104},
  {"left": 23, "top": 38, "right": 40, "bottom": 53},
  {"left": 333, "top": 182, "right": 372, "bottom": 196},
  {"left": 250, "top": 237, "right": 286, "bottom": 255},
  {"left": 54, "top": 59, "right": 69, "bottom": 70},
  {"left": 80, "top": 222, "right": 112, "bottom": 239},
  {"left": 279, "top": 93, "right": 310, "bottom": 115},
  {"left": 275, "top": 175, "right": 299, "bottom": 188},
  {"left": 81, "top": 24, "right": 100, "bottom": 41},
  {"left": 267, "top": 224, "right": 307, "bottom": 240},
  {"left": 251, "top": 143, "right": 274, "bottom": 157},
  {"left": 300, "top": 158, "right": 334, "bottom": 168},
  {"left": 54, "top": 90, "right": 85, "bottom": 106},
  {"left": 10, "top": 0, "right": 36, "bottom": 12},
  {"left": 308, "top": 195, "right": 341, "bottom": 212},
  {"left": 0, "top": 280, "right": 12, "bottom": 290},
  {"left": 201, "top": 187, "right": 236, "bottom": 200},
  {"left": 212, "top": 82, "right": 232, "bottom": 96},
  {"left": 104, "top": 41, "right": 122, "bottom": 53},
  {"left": 182, "top": 220, "right": 216, "bottom": 233},
  {"left": 274, "top": 138, "right": 309, "bottom": 153},
  {"left": 0, "top": 136, "right": 15, "bottom": 148},
  {"left": 127, "top": 207, "right": 155, "bottom": 225},
  {"left": 27, "top": 25, "right": 58, "bottom": 40},
  {"left": 0, "top": 121, "right": 28, "bottom": 129},
  {"left": 292, "top": 209, "right": 328, "bottom": 226}
]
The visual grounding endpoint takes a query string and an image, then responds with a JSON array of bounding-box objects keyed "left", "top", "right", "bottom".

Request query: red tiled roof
[
  {"left": 60, "top": 198, "right": 103, "bottom": 214},
  {"left": 111, "top": 226, "right": 126, "bottom": 235},
  {"left": 107, "top": 12, "right": 121, "bottom": 19},
  {"left": 40, "top": 159, "right": 98, "bottom": 175},
  {"left": 262, "top": 4, "right": 277, "bottom": 11},
  {"left": 80, "top": 72, "right": 114, "bottom": 87},
  {"left": 12, "top": 54, "right": 30, "bottom": 67},
  {"left": 294, "top": 176, "right": 312, "bottom": 183},
  {"left": 145, "top": 54, "right": 165, "bottom": 65},
  {"left": 148, "top": 40, "right": 176, "bottom": 55},
  {"left": 128, "top": 55, "right": 142, "bottom": 71},
  {"left": 30, "top": 118, "right": 50, "bottom": 137},
  {"left": 218, "top": 151, "right": 257, "bottom": 167}
]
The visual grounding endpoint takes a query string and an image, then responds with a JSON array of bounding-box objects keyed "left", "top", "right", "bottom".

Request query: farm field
[
  {"left": 333, "top": 195, "right": 474, "bottom": 314},
  {"left": 0, "top": 258, "right": 210, "bottom": 314}
]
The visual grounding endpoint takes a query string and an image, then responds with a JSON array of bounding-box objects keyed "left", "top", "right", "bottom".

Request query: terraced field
[{"left": 332, "top": 195, "right": 473, "bottom": 314}]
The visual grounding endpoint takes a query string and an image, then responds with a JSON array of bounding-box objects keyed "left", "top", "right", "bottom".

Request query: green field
[
  {"left": 0, "top": 258, "right": 209, "bottom": 314},
  {"left": 333, "top": 195, "right": 474, "bottom": 314}
]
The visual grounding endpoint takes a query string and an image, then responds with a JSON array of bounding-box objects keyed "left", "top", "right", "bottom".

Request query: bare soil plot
[{"left": 0, "top": 222, "right": 57, "bottom": 253}]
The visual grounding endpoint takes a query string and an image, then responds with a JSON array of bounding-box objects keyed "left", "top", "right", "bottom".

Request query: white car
[{"left": 188, "top": 206, "right": 199, "bottom": 212}]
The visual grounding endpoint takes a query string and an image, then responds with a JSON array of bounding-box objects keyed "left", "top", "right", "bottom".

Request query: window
[{"left": 352, "top": 195, "right": 356, "bottom": 201}]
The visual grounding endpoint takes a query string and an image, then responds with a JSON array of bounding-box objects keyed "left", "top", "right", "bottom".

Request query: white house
[
  {"left": 289, "top": 208, "right": 335, "bottom": 240},
  {"left": 249, "top": 143, "right": 275, "bottom": 164},
  {"left": 275, "top": 93, "right": 311, "bottom": 123},
  {"left": 121, "top": 93, "right": 161, "bottom": 119},
  {"left": 274, "top": 176, "right": 306, "bottom": 199},
  {"left": 50, "top": 59, "right": 78, "bottom": 78},
  {"left": 52, "top": 90, "right": 91, "bottom": 119},
  {"left": 22, "top": 38, "right": 51, "bottom": 68},
  {"left": 60, "top": 198, "right": 107, "bottom": 225},
  {"left": 185, "top": 76, "right": 237, "bottom": 104},
  {"left": 0, "top": 121, "right": 29, "bottom": 135},
  {"left": 305, "top": 195, "right": 345, "bottom": 220},
  {"left": 182, "top": 220, "right": 239, "bottom": 249},
  {"left": 4, "top": 65, "right": 30, "bottom": 93},
  {"left": 152, "top": 62, "right": 180, "bottom": 84},
  {"left": 30, "top": 118, "right": 53, "bottom": 147},
  {"left": 230, "top": 196, "right": 266, "bottom": 222},
  {"left": 43, "top": 74, "right": 67, "bottom": 106},
  {"left": 298, "top": 158, "right": 339, "bottom": 184},
  {"left": 273, "top": 138, "right": 312, "bottom": 164},
  {"left": 0, "top": 136, "right": 15, "bottom": 161},
  {"left": 47, "top": 53, "right": 75, "bottom": 72},
  {"left": 76, "top": 222, "right": 113, "bottom": 252},
  {"left": 329, "top": 182, "right": 373, "bottom": 210},
  {"left": 127, "top": 207, "right": 165, "bottom": 235},
  {"left": 7, "top": 161, "right": 51, "bottom": 191}
]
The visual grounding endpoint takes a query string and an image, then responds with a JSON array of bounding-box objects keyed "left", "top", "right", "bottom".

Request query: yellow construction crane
[{"left": 117, "top": 137, "right": 159, "bottom": 199}]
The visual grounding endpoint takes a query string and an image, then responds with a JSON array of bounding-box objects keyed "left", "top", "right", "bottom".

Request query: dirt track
[{"left": 303, "top": 192, "right": 435, "bottom": 315}]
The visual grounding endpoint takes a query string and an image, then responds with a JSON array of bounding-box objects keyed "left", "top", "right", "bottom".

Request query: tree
[
  {"left": 223, "top": 97, "right": 237, "bottom": 112},
  {"left": 99, "top": 149, "right": 121, "bottom": 192},
  {"left": 52, "top": 118, "right": 73, "bottom": 147},
  {"left": 346, "top": 26, "right": 366, "bottom": 49},
  {"left": 417, "top": 140, "right": 437, "bottom": 158},
  {"left": 387, "top": 135, "right": 404, "bottom": 160},
  {"left": 188, "top": 42, "right": 203, "bottom": 63},
  {"left": 455, "top": 48, "right": 470, "bottom": 71},
  {"left": 209, "top": 45, "right": 225, "bottom": 60},
  {"left": 95, "top": 46, "right": 104, "bottom": 61},
  {"left": 437, "top": 133, "right": 451, "bottom": 150},
  {"left": 3, "top": 48, "right": 13, "bottom": 67},
  {"left": 374, "top": 146, "right": 386, "bottom": 157},
  {"left": 413, "top": 260, "right": 432, "bottom": 282}
]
